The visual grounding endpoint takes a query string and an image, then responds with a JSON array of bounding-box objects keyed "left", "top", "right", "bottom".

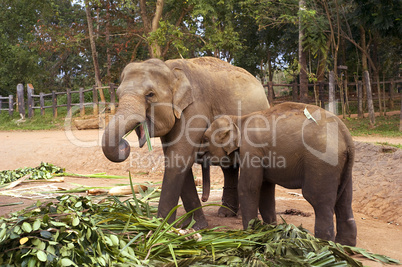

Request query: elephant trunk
[
  {"left": 201, "top": 163, "right": 210, "bottom": 202},
  {"left": 102, "top": 98, "right": 146, "bottom": 162}
]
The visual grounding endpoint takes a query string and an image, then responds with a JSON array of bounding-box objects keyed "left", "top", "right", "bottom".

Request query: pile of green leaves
[
  {"left": 0, "top": 192, "right": 399, "bottom": 267},
  {"left": 0, "top": 162, "right": 64, "bottom": 185}
]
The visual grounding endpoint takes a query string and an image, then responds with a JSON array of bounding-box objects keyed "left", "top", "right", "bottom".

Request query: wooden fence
[
  {"left": 0, "top": 94, "right": 14, "bottom": 117},
  {"left": 6, "top": 75, "right": 402, "bottom": 120},
  {"left": 264, "top": 80, "right": 401, "bottom": 104},
  {"left": 263, "top": 77, "right": 401, "bottom": 117},
  {"left": 14, "top": 83, "right": 117, "bottom": 119}
]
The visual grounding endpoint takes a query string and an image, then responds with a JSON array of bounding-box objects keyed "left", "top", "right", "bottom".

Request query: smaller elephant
[{"left": 201, "top": 102, "right": 357, "bottom": 246}]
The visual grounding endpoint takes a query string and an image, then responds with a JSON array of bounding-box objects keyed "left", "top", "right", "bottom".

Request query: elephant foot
[
  {"left": 192, "top": 219, "right": 209, "bottom": 230},
  {"left": 335, "top": 218, "right": 357, "bottom": 246},
  {"left": 219, "top": 185, "right": 239, "bottom": 217},
  {"left": 218, "top": 205, "right": 238, "bottom": 217},
  {"left": 177, "top": 213, "right": 209, "bottom": 230}
]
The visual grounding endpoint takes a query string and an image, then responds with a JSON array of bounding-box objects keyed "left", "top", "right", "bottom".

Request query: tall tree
[
  {"left": 298, "top": 0, "right": 309, "bottom": 103},
  {"left": 139, "top": 0, "right": 164, "bottom": 58},
  {"left": 85, "top": 0, "right": 105, "bottom": 102},
  {"left": 0, "top": 0, "right": 52, "bottom": 95}
]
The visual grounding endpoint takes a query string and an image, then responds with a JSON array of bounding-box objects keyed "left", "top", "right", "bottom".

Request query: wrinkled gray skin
[
  {"left": 202, "top": 102, "right": 357, "bottom": 246},
  {"left": 102, "top": 57, "right": 269, "bottom": 229}
]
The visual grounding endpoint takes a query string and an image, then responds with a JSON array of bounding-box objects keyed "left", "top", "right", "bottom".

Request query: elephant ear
[
  {"left": 222, "top": 122, "right": 240, "bottom": 155},
  {"left": 172, "top": 68, "right": 194, "bottom": 119}
]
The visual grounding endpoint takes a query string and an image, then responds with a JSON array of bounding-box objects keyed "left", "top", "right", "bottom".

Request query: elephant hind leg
[
  {"left": 334, "top": 178, "right": 357, "bottom": 246},
  {"left": 302, "top": 176, "right": 337, "bottom": 242}
]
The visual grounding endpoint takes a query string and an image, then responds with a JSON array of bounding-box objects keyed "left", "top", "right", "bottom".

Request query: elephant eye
[{"left": 146, "top": 92, "right": 155, "bottom": 98}]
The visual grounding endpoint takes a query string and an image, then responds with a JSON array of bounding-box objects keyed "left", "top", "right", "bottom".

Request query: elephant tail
[{"left": 336, "top": 143, "right": 355, "bottom": 203}]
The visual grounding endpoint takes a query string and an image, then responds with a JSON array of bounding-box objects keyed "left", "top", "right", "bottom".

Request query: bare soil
[{"left": 1, "top": 129, "right": 401, "bottom": 266}]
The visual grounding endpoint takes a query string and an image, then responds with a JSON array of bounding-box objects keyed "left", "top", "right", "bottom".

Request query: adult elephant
[{"left": 102, "top": 57, "right": 269, "bottom": 229}]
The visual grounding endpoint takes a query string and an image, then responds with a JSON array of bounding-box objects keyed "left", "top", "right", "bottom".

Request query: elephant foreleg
[
  {"left": 218, "top": 165, "right": 239, "bottom": 217},
  {"left": 238, "top": 167, "right": 264, "bottom": 229},
  {"left": 157, "top": 148, "right": 208, "bottom": 230},
  {"left": 180, "top": 168, "right": 208, "bottom": 230},
  {"left": 259, "top": 182, "right": 276, "bottom": 224},
  {"left": 158, "top": 167, "right": 182, "bottom": 224}
]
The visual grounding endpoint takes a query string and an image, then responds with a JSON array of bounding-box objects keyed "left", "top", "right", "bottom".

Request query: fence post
[
  {"left": 399, "top": 88, "right": 402, "bottom": 132},
  {"left": 339, "top": 78, "right": 345, "bottom": 118},
  {"left": 363, "top": 70, "right": 375, "bottom": 126},
  {"left": 267, "top": 81, "right": 274, "bottom": 106},
  {"left": 389, "top": 80, "right": 395, "bottom": 110},
  {"left": 52, "top": 91, "right": 58, "bottom": 118},
  {"left": 344, "top": 79, "right": 350, "bottom": 115},
  {"left": 318, "top": 82, "right": 325, "bottom": 108},
  {"left": 357, "top": 81, "right": 363, "bottom": 118},
  {"left": 17, "top": 83, "right": 25, "bottom": 119},
  {"left": 93, "top": 85, "right": 98, "bottom": 115},
  {"left": 27, "top": 84, "right": 34, "bottom": 118},
  {"left": 109, "top": 83, "right": 116, "bottom": 115},
  {"left": 0, "top": 96, "right": 2, "bottom": 114},
  {"left": 67, "top": 89, "right": 72, "bottom": 117},
  {"left": 292, "top": 82, "right": 298, "bottom": 102},
  {"left": 8, "top": 95, "right": 13, "bottom": 117},
  {"left": 79, "top": 87, "right": 85, "bottom": 117},
  {"left": 39, "top": 92, "right": 45, "bottom": 116},
  {"left": 328, "top": 71, "right": 336, "bottom": 114}
]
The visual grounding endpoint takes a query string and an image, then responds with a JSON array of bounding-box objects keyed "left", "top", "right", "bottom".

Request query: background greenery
[{"left": 0, "top": 0, "right": 400, "bottom": 96}]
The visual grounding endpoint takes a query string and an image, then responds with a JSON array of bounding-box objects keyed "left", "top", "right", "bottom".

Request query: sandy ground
[{"left": 0, "top": 129, "right": 401, "bottom": 266}]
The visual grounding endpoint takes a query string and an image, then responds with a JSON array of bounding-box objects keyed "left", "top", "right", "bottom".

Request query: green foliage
[
  {"left": 147, "top": 21, "right": 189, "bottom": 57},
  {"left": 353, "top": 0, "right": 402, "bottom": 36},
  {"left": 0, "top": 162, "right": 64, "bottom": 185},
  {"left": 0, "top": 108, "right": 69, "bottom": 131},
  {"left": 0, "top": 0, "right": 401, "bottom": 97},
  {"left": 375, "top": 142, "right": 402, "bottom": 150},
  {"left": 1, "top": 193, "right": 400, "bottom": 266},
  {"left": 342, "top": 114, "right": 402, "bottom": 137}
]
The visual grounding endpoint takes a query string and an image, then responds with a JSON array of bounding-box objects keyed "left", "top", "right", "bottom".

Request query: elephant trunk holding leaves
[
  {"left": 102, "top": 57, "right": 269, "bottom": 229},
  {"left": 201, "top": 102, "right": 357, "bottom": 246}
]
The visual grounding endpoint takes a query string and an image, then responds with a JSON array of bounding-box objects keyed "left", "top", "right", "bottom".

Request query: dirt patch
[
  {"left": 278, "top": 208, "right": 311, "bottom": 217},
  {"left": 0, "top": 130, "right": 401, "bottom": 265},
  {"left": 352, "top": 142, "right": 402, "bottom": 225}
]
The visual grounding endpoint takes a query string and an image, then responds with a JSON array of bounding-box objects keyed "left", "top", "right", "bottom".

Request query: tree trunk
[
  {"left": 389, "top": 80, "right": 395, "bottom": 110},
  {"left": 372, "top": 36, "right": 383, "bottom": 116},
  {"left": 106, "top": 2, "right": 111, "bottom": 83},
  {"left": 152, "top": 0, "right": 164, "bottom": 50},
  {"left": 139, "top": 0, "right": 164, "bottom": 58},
  {"left": 328, "top": 71, "right": 336, "bottom": 114},
  {"left": 316, "top": 40, "right": 331, "bottom": 108},
  {"left": 357, "top": 81, "right": 363, "bottom": 118},
  {"left": 360, "top": 26, "right": 367, "bottom": 106},
  {"left": 292, "top": 82, "right": 299, "bottom": 102},
  {"left": 85, "top": 0, "right": 105, "bottom": 102},
  {"left": 267, "top": 50, "right": 273, "bottom": 82},
  {"left": 374, "top": 72, "right": 383, "bottom": 115},
  {"left": 339, "top": 75, "right": 345, "bottom": 118},
  {"left": 363, "top": 71, "right": 375, "bottom": 126},
  {"left": 399, "top": 91, "right": 402, "bottom": 132},
  {"left": 260, "top": 59, "right": 265, "bottom": 83},
  {"left": 298, "top": 0, "right": 308, "bottom": 103},
  {"left": 382, "top": 73, "right": 386, "bottom": 114},
  {"left": 344, "top": 77, "right": 350, "bottom": 115}
]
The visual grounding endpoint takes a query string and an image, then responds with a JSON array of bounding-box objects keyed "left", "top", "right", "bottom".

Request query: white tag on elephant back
[{"left": 304, "top": 107, "right": 318, "bottom": 125}]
